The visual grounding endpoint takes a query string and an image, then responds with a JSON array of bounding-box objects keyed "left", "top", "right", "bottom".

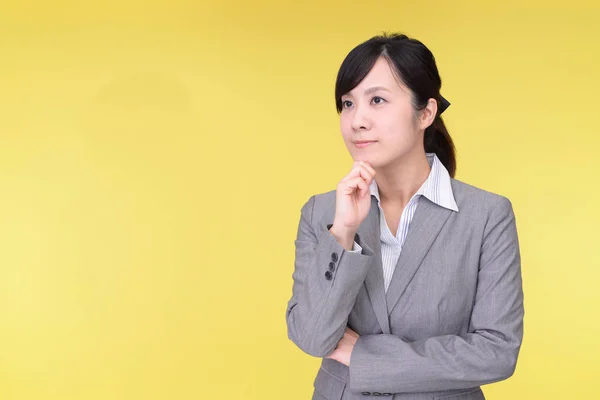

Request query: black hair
[{"left": 334, "top": 32, "right": 456, "bottom": 177}]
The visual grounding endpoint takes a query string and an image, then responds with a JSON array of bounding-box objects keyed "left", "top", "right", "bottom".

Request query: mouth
[{"left": 354, "top": 140, "right": 377, "bottom": 148}]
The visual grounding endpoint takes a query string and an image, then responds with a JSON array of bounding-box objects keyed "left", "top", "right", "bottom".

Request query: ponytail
[{"left": 424, "top": 115, "right": 456, "bottom": 177}]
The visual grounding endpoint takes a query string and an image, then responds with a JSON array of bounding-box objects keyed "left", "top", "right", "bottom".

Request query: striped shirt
[{"left": 350, "top": 153, "right": 459, "bottom": 292}]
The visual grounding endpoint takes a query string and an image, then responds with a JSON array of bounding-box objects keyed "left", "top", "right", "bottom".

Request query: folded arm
[
  {"left": 349, "top": 196, "right": 524, "bottom": 393},
  {"left": 286, "top": 195, "right": 374, "bottom": 357}
]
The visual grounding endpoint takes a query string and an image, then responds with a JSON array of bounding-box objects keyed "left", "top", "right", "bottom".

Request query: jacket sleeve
[
  {"left": 286, "top": 195, "right": 375, "bottom": 357},
  {"left": 348, "top": 196, "right": 524, "bottom": 393}
]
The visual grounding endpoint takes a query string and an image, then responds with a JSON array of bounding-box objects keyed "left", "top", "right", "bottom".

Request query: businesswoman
[{"left": 285, "top": 33, "right": 524, "bottom": 400}]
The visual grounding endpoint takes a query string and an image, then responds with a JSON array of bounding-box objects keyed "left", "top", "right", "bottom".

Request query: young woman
[{"left": 285, "top": 33, "right": 524, "bottom": 400}]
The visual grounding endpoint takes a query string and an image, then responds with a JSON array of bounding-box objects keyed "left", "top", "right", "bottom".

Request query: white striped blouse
[{"left": 350, "top": 153, "right": 459, "bottom": 292}]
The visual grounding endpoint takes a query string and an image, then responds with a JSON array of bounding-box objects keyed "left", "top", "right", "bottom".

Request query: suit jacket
[{"left": 286, "top": 178, "right": 524, "bottom": 400}]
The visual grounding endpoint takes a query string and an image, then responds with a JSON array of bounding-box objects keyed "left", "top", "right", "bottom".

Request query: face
[{"left": 339, "top": 56, "right": 433, "bottom": 168}]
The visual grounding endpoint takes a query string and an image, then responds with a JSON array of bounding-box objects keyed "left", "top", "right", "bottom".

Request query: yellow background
[{"left": 1, "top": 1, "right": 599, "bottom": 399}]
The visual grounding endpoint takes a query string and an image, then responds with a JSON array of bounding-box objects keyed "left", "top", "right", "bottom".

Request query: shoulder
[
  {"left": 298, "top": 189, "right": 337, "bottom": 224},
  {"left": 451, "top": 178, "right": 515, "bottom": 222}
]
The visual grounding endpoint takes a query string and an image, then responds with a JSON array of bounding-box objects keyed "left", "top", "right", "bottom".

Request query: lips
[{"left": 354, "top": 140, "right": 377, "bottom": 148}]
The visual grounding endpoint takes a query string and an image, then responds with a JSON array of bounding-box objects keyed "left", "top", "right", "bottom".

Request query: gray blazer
[{"left": 286, "top": 178, "right": 524, "bottom": 400}]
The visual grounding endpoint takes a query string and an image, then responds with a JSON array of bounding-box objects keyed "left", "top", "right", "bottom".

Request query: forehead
[{"left": 347, "top": 57, "right": 408, "bottom": 96}]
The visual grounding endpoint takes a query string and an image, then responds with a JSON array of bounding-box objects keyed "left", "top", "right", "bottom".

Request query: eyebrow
[
  {"left": 344, "top": 86, "right": 391, "bottom": 98},
  {"left": 364, "top": 86, "right": 391, "bottom": 95}
]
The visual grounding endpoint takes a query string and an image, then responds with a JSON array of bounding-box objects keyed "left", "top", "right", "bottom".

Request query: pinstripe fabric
[{"left": 351, "top": 153, "right": 459, "bottom": 292}]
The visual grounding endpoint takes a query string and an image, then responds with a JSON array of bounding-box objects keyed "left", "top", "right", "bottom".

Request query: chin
[
  {"left": 351, "top": 147, "right": 392, "bottom": 168},
  {"left": 353, "top": 155, "right": 379, "bottom": 168}
]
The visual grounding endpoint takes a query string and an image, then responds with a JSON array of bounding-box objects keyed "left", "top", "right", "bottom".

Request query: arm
[
  {"left": 286, "top": 195, "right": 374, "bottom": 357},
  {"left": 349, "top": 196, "right": 524, "bottom": 393}
]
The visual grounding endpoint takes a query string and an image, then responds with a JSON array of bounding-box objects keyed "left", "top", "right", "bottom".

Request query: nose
[{"left": 350, "top": 102, "right": 371, "bottom": 131}]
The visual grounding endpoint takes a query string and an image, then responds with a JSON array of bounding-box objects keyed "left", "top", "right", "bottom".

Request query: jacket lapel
[
  {"left": 357, "top": 196, "right": 390, "bottom": 334},
  {"left": 385, "top": 197, "right": 453, "bottom": 314}
]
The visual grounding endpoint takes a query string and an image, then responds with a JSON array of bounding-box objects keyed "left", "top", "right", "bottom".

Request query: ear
[{"left": 418, "top": 98, "right": 438, "bottom": 130}]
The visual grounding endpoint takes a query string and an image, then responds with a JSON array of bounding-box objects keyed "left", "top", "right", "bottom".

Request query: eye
[
  {"left": 371, "top": 96, "right": 386, "bottom": 105},
  {"left": 342, "top": 100, "right": 353, "bottom": 109}
]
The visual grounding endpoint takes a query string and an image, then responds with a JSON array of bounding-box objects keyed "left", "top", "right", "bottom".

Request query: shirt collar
[{"left": 369, "top": 153, "right": 459, "bottom": 212}]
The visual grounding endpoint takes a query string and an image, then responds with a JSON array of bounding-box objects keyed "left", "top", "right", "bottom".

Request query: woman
[{"left": 285, "top": 33, "right": 524, "bottom": 400}]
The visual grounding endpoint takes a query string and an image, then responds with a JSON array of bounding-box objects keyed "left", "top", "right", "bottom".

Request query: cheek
[
  {"left": 339, "top": 117, "right": 353, "bottom": 141},
  {"left": 382, "top": 110, "right": 416, "bottom": 139}
]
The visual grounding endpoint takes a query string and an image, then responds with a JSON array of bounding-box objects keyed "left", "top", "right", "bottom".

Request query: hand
[
  {"left": 331, "top": 161, "right": 376, "bottom": 238},
  {"left": 325, "top": 327, "right": 360, "bottom": 366}
]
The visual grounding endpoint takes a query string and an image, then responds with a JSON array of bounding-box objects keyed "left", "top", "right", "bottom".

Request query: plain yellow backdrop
[{"left": 1, "top": 1, "right": 599, "bottom": 399}]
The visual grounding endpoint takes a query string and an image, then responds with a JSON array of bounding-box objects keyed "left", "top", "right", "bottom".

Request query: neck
[{"left": 374, "top": 150, "right": 431, "bottom": 208}]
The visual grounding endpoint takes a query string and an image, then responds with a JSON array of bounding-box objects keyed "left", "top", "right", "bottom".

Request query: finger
[
  {"left": 346, "top": 328, "right": 359, "bottom": 337},
  {"left": 355, "top": 177, "right": 368, "bottom": 198},
  {"left": 344, "top": 176, "right": 367, "bottom": 196},
  {"left": 343, "top": 163, "right": 374, "bottom": 184},
  {"left": 343, "top": 177, "right": 366, "bottom": 197},
  {"left": 356, "top": 163, "right": 375, "bottom": 183},
  {"left": 326, "top": 346, "right": 340, "bottom": 358},
  {"left": 352, "top": 160, "right": 375, "bottom": 177},
  {"left": 358, "top": 161, "right": 376, "bottom": 177}
]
